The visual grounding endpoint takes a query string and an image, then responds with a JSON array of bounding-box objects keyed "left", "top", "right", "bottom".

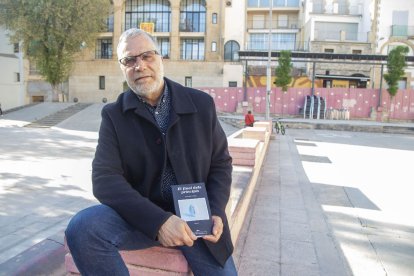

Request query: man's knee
[{"left": 66, "top": 205, "right": 113, "bottom": 247}]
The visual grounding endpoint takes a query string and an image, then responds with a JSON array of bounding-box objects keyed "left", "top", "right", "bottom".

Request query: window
[
  {"left": 13, "top": 43, "right": 19, "bottom": 53},
  {"left": 229, "top": 81, "right": 237, "bottom": 87},
  {"left": 337, "top": 0, "right": 348, "bottom": 15},
  {"left": 249, "top": 33, "right": 296, "bottom": 51},
  {"left": 324, "top": 48, "right": 334, "bottom": 53},
  {"left": 212, "top": 13, "right": 217, "bottom": 24},
  {"left": 185, "top": 76, "right": 192, "bottom": 87},
  {"left": 252, "top": 15, "right": 265, "bottom": 29},
  {"left": 352, "top": 49, "right": 362, "bottom": 54},
  {"left": 312, "top": 0, "right": 324, "bottom": 13},
  {"left": 248, "top": 0, "right": 269, "bottom": 7},
  {"left": 278, "top": 15, "right": 288, "bottom": 28},
  {"left": 99, "top": 76, "right": 105, "bottom": 90},
  {"left": 181, "top": 39, "right": 205, "bottom": 60},
  {"left": 180, "top": 0, "right": 206, "bottom": 32},
  {"left": 224, "top": 40, "right": 240, "bottom": 61},
  {"left": 96, "top": 39, "right": 112, "bottom": 59},
  {"left": 106, "top": 13, "right": 114, "bottom": 32},
  {"left": 15, "top": 72, "right": 20, "bottom": 82},
  {"left": 158, "top": 38, "right": 170, "bottom": 58},
  {"left": 211, "top": 42, "right": 217, "bottom": 52},
  {"left": 125, "top": 0, "right": 171, "bottom": 32},
  {"left": 392, "top": 11, "right": 409, "bottom": 37}
]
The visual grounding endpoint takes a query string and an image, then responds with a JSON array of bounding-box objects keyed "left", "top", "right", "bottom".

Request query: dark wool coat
[{"left": 92, "top": 77, "right": 234, "bottom": 266}]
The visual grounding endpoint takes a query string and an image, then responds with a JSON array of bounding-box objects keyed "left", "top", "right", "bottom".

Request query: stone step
[{"left": 24, "top": 103, "right": 92, "bottom": 128}]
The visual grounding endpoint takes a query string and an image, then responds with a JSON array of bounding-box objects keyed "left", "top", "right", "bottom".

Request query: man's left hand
[{"left": 203, "top": 215, "right": 223, "bottom": 243}]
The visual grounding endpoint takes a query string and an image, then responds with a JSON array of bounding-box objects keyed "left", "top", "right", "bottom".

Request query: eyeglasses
[{"left": 119, "top": 50, "right": 159, "bottom": 68}]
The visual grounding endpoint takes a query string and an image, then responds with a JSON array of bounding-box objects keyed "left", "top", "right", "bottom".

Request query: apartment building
[
  {"left": 373, "top": 0, "right": 414, "bottom": 89},
  {"left": 243, "top": 0, "right": 303, "bottom": 87},
  {"left": 0, "top": 27, "right": 25, "bottom": 110},
  {"left": 301, "top": 0, "right": 374, "bottom": 88},
  {"left": 67, "top": 0, "right": 235, "bottom": 103}
]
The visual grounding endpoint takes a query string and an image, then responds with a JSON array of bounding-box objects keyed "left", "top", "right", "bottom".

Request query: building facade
[
  {"left": 0, "top": 27, "right": 25, "bottom": 110},
  {"left": 3, "top": 0, "right": 413, "bottom": 106},
  {"left": 68, "top": 0, "right": 235, "bottom": 103},
  {"left": 372, "top": 0, "right": 414, "bottom": 89}
]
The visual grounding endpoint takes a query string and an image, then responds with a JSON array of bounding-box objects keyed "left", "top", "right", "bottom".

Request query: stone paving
[{"left": 1, "top": 103, "right": 414, "bottom": 275}]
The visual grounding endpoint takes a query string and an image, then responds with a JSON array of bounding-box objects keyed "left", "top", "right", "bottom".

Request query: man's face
[{"left": 119, "top": 35, "right": 164, "bottom": 99}]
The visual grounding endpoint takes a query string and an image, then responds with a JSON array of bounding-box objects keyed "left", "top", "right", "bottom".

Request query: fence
[{"left": 199, "top": 87, "right": 414, "bottom": 121}]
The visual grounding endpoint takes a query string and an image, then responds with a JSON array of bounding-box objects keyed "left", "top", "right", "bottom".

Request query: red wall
[{"left": 199, "top": 87, "right": 414, "bottom": 120}]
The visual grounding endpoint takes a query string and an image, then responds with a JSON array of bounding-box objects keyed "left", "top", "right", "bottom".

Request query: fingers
[
  {"left": 158, "top": 215, "right": 197, "bottom": 247},
  {"left": 203, "top": 215, "right": 223, "bottom": 243}
]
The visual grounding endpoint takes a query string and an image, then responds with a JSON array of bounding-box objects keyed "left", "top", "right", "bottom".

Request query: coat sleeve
[
  {"left": 205, "top": 99, "right": 233, "bottom": 221},
  {"left": 92, "top": 107, "right": 172, "bottom": 239}
]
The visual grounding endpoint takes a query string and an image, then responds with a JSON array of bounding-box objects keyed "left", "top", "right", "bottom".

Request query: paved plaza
[{"left": 1, "top": 103, "right": 414, "bottom": 275}]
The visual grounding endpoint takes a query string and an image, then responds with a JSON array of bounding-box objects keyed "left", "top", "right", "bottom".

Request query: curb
[{"left": 0, "top": 232, "right": 67, "bottom": 276}]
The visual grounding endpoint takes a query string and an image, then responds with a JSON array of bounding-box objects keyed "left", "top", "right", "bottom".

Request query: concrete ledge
[
  {"left": 0, "top": 232, "right": 66, "bottom": 276},
  {"left": 65, "top": 249, "right": 191, "bottom": 276},
  {"left": 241, "top": 127, "right": 267, "bottom": 142}
]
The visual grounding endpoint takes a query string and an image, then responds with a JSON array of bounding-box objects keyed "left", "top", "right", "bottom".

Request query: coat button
[{"left": 156, "top": 138, "right": 162, "bottom": 145}]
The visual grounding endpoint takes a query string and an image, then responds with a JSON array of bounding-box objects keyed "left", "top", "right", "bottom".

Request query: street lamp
[{"left": 265, "top": 0, "right": 273, "bottom": 120}]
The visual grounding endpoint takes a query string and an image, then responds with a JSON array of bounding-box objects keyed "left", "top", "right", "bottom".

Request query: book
[{"left": 171, "top": 183, "right": 213, "bottom": 237}]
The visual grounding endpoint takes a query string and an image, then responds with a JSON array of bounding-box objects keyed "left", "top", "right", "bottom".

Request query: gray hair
[{"left": 116, "top": 28, "right": 160, "bottom": 59}]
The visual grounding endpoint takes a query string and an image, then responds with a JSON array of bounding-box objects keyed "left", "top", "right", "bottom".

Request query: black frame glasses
[{"left": 119, "top": 50, "right": 159, "bottom": 67}]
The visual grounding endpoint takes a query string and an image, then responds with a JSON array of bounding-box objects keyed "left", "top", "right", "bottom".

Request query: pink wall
[{"left": 199, "top": 87, "right": 414, "bottom": 120}]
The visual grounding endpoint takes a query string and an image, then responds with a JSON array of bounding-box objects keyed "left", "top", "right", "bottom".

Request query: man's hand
[
  {"left": 158, "top": 215, "right": 197, "bottom": 247},
  {"left": 203, "top": 215, "right": 223, "bottom": 243}
]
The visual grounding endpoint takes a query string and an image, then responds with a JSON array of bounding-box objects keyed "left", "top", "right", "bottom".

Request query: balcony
[
  {"left": 247, "top": 19, "right": 300, "bottom": 31},
  {"left": 314, "top": 30, "right": 369, "bottom": 43},
  {"left": 390, "top": 25, "right": 414, "bottom": 38},
  {"left": 311, "top": 2, "right": 363, "bottom": 16},
  {"left": 247, "top": 0, "right": 300, "bottom": 8}
]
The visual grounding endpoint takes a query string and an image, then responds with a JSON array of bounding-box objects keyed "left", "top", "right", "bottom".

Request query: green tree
[
  {"left": 274, "top": 50, "right": 293, "bottom": 92},
  {"left": 0, "top": 0, "right": 111, "bottom": 102},
  {"left": 384, "top": 45, "right": 409, "bottom": 100}
]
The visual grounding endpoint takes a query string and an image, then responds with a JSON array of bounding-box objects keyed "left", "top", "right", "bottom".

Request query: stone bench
[
  {"left": 65, "top": 121, "right": 272, "bottom": 275},
  {"left": 65, "top": 242, "right": 191, "bottom": 275}
]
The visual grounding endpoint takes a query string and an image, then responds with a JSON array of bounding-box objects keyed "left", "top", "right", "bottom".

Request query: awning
[{"left": 315, "top": 74, "right": 370, "bottom": 81}]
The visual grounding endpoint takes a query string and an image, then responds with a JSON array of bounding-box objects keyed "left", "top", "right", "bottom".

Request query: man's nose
[{"left": 134, "top": 59, "right": 145, "bottom": 70}]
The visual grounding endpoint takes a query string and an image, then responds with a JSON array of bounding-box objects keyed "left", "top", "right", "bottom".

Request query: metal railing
[
  {"left": 314, "top": 30, "right": 369, "bottom": 42},
  {"left": 390, "top": 25, "right": 414, "bottom": 38},
  {"left": 312, "top": 3, "right": 363, "bottom": 15},
  {"left": 247, "top": 19, "right": 300, "bottom": 30}
]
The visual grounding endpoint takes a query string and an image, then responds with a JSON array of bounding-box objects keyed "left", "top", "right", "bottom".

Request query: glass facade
[
  {"left": 125, "top": 0, "right": 171, "bottom": 32},
  {"left": 224, "top": 40, "right": 240, "bottom": 61},
  {"left": 249, "top": 33, "right": 296, "bottom": 50},
  {"left": 157, "top": 37, "right": 170, "bottom": 58},
  {"left": 180, "top": 0, "right": 206, "bottom": 32},
  {"left": 181, "top": 39, "right": 205, "bottom": 60}
]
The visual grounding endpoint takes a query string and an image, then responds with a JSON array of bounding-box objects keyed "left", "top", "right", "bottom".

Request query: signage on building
[
  {"left": 332, "top": 80, "right": 349, "bottom": 88},
  {"left": 139, "top": 22, "right": 155, "bottom": 34}
]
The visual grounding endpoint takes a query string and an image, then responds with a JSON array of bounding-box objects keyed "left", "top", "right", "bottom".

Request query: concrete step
[{"left": 24, "top": 103, "right": 92, "bottom": 128}]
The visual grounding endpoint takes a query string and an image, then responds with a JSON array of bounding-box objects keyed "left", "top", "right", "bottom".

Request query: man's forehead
[{"left": 125, "top": 35, "right": 153, "bottom": 47}]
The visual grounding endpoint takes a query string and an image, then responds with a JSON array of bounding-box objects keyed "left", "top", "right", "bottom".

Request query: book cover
[{"left": 171, "top": 183, "right": 213, "bottom": 237}]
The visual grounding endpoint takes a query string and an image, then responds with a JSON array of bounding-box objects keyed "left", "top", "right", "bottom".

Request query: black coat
[{"left": 92, "top": 78, "right": 233, "bottom": 266}]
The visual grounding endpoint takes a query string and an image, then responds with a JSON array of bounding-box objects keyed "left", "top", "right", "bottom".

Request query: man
[
  {"left": 244, "top": 110, "right": 254, "bottom": 127},
  {"left": 65, "top": 28, "right": 237, "bottom": 275}
]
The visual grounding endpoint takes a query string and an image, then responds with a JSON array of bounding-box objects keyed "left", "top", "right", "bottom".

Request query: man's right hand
[{"left": 157, "top": 215, "right": 197, "bottom": 247}]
